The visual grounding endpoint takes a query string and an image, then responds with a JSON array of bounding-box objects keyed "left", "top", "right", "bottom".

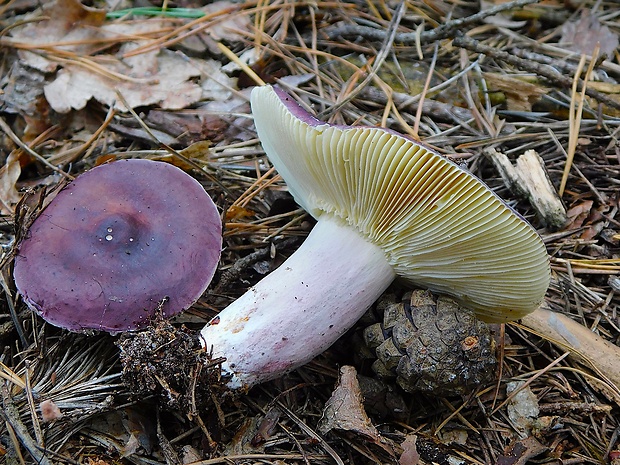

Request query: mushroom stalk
[{"left": 201, "top": 216, "right": 395, "bottom": 390}]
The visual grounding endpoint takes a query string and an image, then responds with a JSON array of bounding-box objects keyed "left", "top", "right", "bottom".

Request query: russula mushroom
[
  {"left": 14, "top": 159, "right": 221, "bottom": 333},
  {"left": 200, "top": 85, "right": 550, "bottom": 390}
]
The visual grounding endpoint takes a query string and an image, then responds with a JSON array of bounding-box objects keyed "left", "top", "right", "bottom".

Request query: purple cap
[{"left": 14, "top": 159, "right": 222, "bottom": 332}]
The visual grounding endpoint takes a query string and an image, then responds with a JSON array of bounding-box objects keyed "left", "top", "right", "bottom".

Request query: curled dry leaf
[
  {"left": 319, "top": 366, "right": 381, "bottom": 440},
  {"left": 318, "top": 366, "right": 399, "bottom": 459},
  {"left": 0, "top": 152, "right": 22, "bottom": 215}
]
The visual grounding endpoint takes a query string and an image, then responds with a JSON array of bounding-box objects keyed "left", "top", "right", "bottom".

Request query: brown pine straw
[{"left": 559, "top": 44, "right": 600, "bottom": 196}]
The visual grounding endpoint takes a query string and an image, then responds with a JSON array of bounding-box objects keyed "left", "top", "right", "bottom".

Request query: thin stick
[
  {"left": 319, "top": 0, "right": 407, "bottom": 118},
  {"left": 452, "top": 34, "right": 620, "bottom": 111},
  {"left": 1, "top": 385, "right": 52, "bottom": 465},
  {"left": 217, "top": 42, "right": 265, "bottom": 86},
  {"left": 326, "top": 0, "right": 540, "bottom": 43},
  {"left": 413, "top": 41, "right": 438, "bottom": 139},
  {"left": 518, "top": 306, "right": 620, "bottom": 402},
  {"left": 490, "top": 352, "right": 570, "bottom": 414}
]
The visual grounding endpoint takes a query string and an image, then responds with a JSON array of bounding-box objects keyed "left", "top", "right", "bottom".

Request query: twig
[
  {"left": 189, "top": 453, "right": 330, "bottom": 464},
  {"left": 212, "top": 237, "right": 300, "bottom": 294},
  {"left": 451, "top": 33, "right": 620, "bottom": 111},
  {"left": 413, "top": 41, "right": 438, "bottom": 138},
  {"left": 490, "top": 352, "right": 570, "bottom": 414},
  {"left": 358, "top": 86, "right": 473, "bottom": 122},
  {"left": 277, "top": 402, "right": 346, "bottom": 465},
  {"left": 319, "top": 0, "right": 407, "bottom": 118},
  {"left": 560, "top": 45, "right": 599, "bottom": 196},
  {"left": 324, "top": 0, "right": 540, "bottom": 44},
  {"left": 1, "top": 385, "right": 52, "bottom": 465},
  {"left": 0, "top": 270, "right": 28, "bottom": 348}
]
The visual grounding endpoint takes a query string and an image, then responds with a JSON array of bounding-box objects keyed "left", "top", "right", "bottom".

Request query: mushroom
[
  {"left": 200, "top": 85, "right": 550, "bottom": 390},
  {"left": 14, "top": 159, "right": 221, "bottom": 333}
]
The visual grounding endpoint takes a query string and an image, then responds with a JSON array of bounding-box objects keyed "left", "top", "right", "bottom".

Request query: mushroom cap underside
[
  {"left": 251, "top": 85, "right": 550, "bottom": 322},
  {"left": 13, "top": 159, "right": 222, "bottom": 332}
]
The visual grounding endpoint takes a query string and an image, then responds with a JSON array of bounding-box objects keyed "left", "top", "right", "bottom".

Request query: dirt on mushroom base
[{"left": 117, "top": 310, "right": 226, "bottom": 414}]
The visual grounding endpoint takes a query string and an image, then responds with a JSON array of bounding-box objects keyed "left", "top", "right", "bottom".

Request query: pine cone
[{"left": 363, "top": 289, "right": 497, "bottom": 396}]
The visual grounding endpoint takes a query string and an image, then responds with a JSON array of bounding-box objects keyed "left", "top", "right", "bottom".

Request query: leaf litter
[{"left": 1, "top": 0, "right": 620, "bottom": 463}]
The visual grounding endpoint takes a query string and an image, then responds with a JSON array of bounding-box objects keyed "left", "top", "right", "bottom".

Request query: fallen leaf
[
  {"left": 9, "top": 0, "right": 107, "bottom": 72},
  {"left": 206, "top": 2, "right": 250, "bottom": 39},
  {"left": 43, "top": 45, "right": 203, "bottom": 112},
  {"left": 251, "top": 408, "right": 281, "bottom": 447},
  {"left": 560, "top": 10, "right": 619, "bottom": 57},
  {"left": 319, "top": 365, "right": 384, "bottom": 443},
  {"left": 399, "top": 434, "right": 420, "bottom": 465},
  {"left": 565, "top": 200, "right": 594, "bottom": 230},
  {"left": 0, "top": 151, "right": 23, "bottom": 215},
  {"left": 497, "top": 436, "right": 548, "bottom": 465},
  {"left": 9, "top": 2, "right": 220, "bottom": 112}
]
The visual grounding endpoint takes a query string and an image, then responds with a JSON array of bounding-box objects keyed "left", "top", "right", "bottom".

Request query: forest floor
[{"left": 1, "top": 0, "right": 620, "bottom": 464}]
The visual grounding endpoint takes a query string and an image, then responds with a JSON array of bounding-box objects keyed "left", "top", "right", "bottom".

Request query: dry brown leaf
[
  {"left": 202, "top": 1, "right": 251, "bottom": 42},
  {"left": 43, "top": 45, "right": 203, "bottom": 112},
  {"left": 565, "top": 200, "right": 593, "bottom": 230},
  {"left": 497, "top": 436, "right": 548, "bottom": 465},
  {"left": 319, "top": 366, "right": 393, "bottom": 453},
  {"left": 9, "top": 0, "right": 107, "bottom": 72},
  {"left": 9, "top": 1, "right": 225, "bottom": 112},
  {"left": 399, "top": 434, "right": 420, "bottom": 465},
  {"left": 560, "top": 10, "right": 619, "bottom": 57},
  {"left": 0, "top": 151, "right": 23, "bottom": 215}
]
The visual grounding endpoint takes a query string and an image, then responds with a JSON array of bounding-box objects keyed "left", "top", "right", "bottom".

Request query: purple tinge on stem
[{"left": 14, "top": 159, "right": 222, "bottom": 333}]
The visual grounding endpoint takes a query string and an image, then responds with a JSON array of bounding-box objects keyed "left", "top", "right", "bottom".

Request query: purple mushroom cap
[{"left": 13, "top": 159, "right": 222, "bottom": 333}]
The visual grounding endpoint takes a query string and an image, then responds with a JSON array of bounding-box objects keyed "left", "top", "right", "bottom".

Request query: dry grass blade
[{"left": 559, "top": 45, "right": 600, "bottom": 196}]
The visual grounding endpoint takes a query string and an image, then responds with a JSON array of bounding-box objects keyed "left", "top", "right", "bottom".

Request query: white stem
[{"left": 201, "top": 216, "right": 395, "bottom": 390}]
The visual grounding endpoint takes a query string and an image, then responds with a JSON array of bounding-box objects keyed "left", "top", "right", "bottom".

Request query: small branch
[
  {"left": 324, "top": 0, "right": 541, "bottom": 44},
  {"left": 212, "top": 237, "right": 301, "bottom": 295},
  {"left": 1, "top": 385, "right": 52, "bottom": 465},
  {"left": 519, "top": 306, "right": 620, "bottom": 405},
  {"left": 452, "top": 34, "right": 620, "bottom": 111}
]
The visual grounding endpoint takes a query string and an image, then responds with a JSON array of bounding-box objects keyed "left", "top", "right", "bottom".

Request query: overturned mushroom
[
  {"left": 14, "top": 159, "right": 221, "bottom": 333},
  {"left": 201, "top": 85, "right": 550, "bottom": 390}
]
